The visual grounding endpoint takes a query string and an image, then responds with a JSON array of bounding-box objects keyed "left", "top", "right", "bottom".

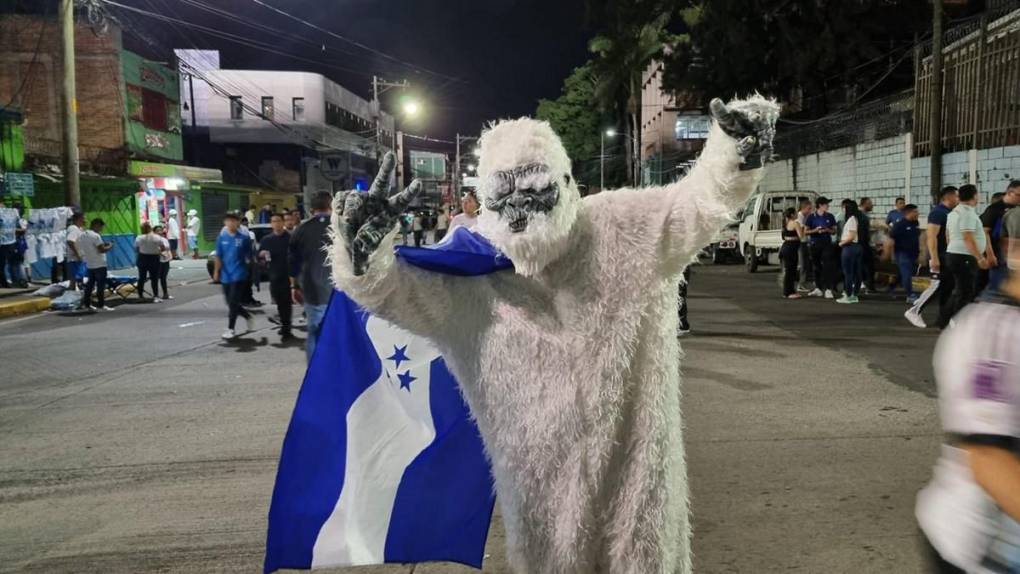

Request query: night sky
[{"left": 115, "top": 0, "right": 594, "bottom": 141}]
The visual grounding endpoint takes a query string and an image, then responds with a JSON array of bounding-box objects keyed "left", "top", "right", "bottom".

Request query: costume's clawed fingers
[
  {"left": 710, "top": 98, "right": 731, "bottom": 125},
  {"left": 737, "top": 135, "right": 757, "bottom": 156},
  {"left": 370, "top": 152, "right": 397, "bottom": 198},
  {"left": 389, "top": 179, "right": 422, "bottom": 213}
]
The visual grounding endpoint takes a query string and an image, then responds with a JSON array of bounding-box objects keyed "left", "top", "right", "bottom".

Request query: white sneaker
[
  {"left": 904, "top": 308, "right": 926, "bottom": 329},
  {"left": 153, "top": 297, "right": 162, "bottom": 303},
  {"left": 221, "top": 329, "right": 237, "bottom": 340},
  {"left": 836, "top": 295, "right": 853, "bottom": 304},
  {"left": 824, "top": 290, "right": 835, "bottom": 299},
  {"left": 246, "top": 316, "right": 257, "bottom": 333},
  {"left": 87, "top": 305, "right": 98, "bottom": 311},
  {"left": 101, "top": 306, "right": 114, "bottom": 311},
  {"left": 808, "top": 288, "right": 823, "bottom": 297},
  {"left": 165, "top": 295, "right": 174, "bottom": 300}
]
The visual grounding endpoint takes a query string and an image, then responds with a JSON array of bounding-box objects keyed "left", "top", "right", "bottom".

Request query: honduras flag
[{"left": 264, "top": 227, "right": 512, "bottom": 573}]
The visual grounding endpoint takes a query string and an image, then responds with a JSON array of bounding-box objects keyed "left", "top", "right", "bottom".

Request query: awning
[{"left": 128, "top": 160, "right": 222, "bottom": 182}]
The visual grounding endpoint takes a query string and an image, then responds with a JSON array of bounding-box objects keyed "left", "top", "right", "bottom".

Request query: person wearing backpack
[{"left": 979, "top": 180, "right": 1020, "bottom": 294}]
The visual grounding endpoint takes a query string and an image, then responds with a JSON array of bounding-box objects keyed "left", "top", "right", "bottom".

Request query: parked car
[
  {"left": 705, "top": 221, "right": 740, "bottom": 264},
  {"left": 206, "top": 223, "right": 274, "bottom": 281},
  {"left": 737, "top": 190, "right": 818, "bottom": 272}
]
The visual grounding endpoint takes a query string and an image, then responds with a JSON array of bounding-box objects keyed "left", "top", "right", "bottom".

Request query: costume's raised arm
[
  {"left": 654, "top": 96, "right": 780, "bottom": 274},
  {"left": 329, "top": 153, "right": 459, "bottom": 341}
]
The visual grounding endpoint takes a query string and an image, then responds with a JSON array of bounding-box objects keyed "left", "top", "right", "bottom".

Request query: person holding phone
[{"left": 77, "top": 218, "right": 114, "bottom": 311}]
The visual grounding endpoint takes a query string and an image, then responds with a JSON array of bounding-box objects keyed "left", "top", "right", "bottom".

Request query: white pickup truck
[{"left": 737, "top": 190, "right": 818, "bottom": 272}]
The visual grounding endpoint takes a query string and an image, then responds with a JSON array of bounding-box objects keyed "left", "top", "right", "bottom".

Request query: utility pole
[
  {"left": 60, "top": 0, "right": 80, "bottom": 207},
  {"left": 600, "top": 130, "right": 606, "bottom": 190},
  {"left": 454, "top": 133, "right": 461, "bottom": 197},
  {"left": 371, "top": 75, "right": 409, "bottom": 165},
  {"left": 929, "top": 0, "right": 944, "bottom": 202}
]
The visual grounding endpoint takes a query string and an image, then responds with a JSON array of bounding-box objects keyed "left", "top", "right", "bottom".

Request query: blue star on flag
[
  {"left": 397, "top": 370, "right": 417, "bottom": 392},
  {"left": 387, "top": 345, "right": 411, "bottom": 370}
]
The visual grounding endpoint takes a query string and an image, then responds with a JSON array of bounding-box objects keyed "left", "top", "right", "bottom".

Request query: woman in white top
[
  {"left": 837, "top": 199, "right": 864, "bottom": 304},
  {"left": 449, "top": 190, "right": 480, "bottom": 232},
  {"left": 134, "top": 222, "right": 166, "bottom": 302},
  {"left": 153, "top": 224, "right": 173, "bottom": 300}
]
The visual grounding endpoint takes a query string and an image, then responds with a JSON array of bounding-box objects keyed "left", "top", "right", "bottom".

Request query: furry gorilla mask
[{"left": 475, "top": 118, "right": 580, "bottom": 277}]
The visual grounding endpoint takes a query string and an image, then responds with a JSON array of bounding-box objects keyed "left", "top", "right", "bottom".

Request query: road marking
[{"left": 178, "top": 321, "right": 206, "bottom": 328}]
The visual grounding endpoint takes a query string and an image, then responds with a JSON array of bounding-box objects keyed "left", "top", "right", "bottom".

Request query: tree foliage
[
  {"left": 661, "top": 0, "right": 930, "bottom": 116},
  {"left": 536, "top": 62, "right": 624, "bottom": 189}
]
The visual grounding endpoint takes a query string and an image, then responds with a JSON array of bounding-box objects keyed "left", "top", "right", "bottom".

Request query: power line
[{"left": 245, "top": 0, "right": 465, "bottom": 85}]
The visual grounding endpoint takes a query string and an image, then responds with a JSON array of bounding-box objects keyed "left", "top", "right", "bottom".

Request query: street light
[
  {"left": 402, "top": 100, "right": 420, "bottom": 117},
  {"left": 601, "top": 129, "right": 617, "bottom": 190},
  {"left": 467, "top": 164, "right": 476, "bottom": 172}
]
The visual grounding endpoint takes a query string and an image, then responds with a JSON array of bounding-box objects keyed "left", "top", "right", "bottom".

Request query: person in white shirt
[
  {"left": 76, "top": 218, "right": 114, "bottom": 311},
  {"left": 166, "top": 208, "right": 181, "bottom": 260},
  {"left": 153, "top": 224, "right": 173, "bottom": 300},
  {"left": 434, "top": 206, "right": 450, "bottom": 243},
  {"left": 836, "top": 199, "right": 863, "bottom": 304},
  {"left": 65, "top": 212, "right": 85, "bottom": 290},
  {"left": 135, "top": 222, "right": 166, "bottom": 301},
  {"left": 939, "top": 184, "right": 990, "bottom": 329},
  {"left": 916, "top": 270, "right": 1020, "bottom": 573},
  {"left": 449, "top": 190, "right": 480, "bottom": 232},
  {"left": 186, "top": 209, "right": 201, "bottom": 259}
]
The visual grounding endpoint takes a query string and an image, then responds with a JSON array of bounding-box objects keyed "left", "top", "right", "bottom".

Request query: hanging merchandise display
[
  {"left": 0, "top": 207, "right": 18, "bottom": 246},
  {"left": 24, "top": 207, "right": 74, "bottom": 266}
]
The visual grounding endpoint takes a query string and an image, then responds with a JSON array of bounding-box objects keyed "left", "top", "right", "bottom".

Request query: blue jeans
[
  {"left": 896, "top": 252, "right": 917, "bottom": 298},
  {"left": 841, "top": 243, "right": 863, "bottom": 296},
  {"left": 303, "top": 303, "right": 329, "bottom": 363}
]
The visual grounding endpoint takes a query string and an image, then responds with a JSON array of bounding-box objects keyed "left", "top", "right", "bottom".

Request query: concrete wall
[{"left": 761, "top": 134, "right": 1020, "bottom": 218}]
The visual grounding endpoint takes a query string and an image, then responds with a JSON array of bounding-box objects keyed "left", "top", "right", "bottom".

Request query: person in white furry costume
[{"left": 330, "top": 96, "right": 779, "bottom": 574}]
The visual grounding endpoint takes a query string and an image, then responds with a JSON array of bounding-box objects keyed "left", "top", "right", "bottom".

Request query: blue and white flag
[{"left": 264, "top": 227, "right": 510, "bottom": 573}]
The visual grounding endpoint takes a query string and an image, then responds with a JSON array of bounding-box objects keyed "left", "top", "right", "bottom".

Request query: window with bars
[
  {"left": 292, "top": 97, "right": 305, "bottom": 121},
  {"left": 230, "top": 96, "right": 243, "bottom": 120},
  {"left": 261, "top": 96, "right": 274, "bottom": 121}
]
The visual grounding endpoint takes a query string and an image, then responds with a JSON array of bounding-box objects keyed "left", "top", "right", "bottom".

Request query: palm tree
[{"left": 589, "top": 13, "right": 670, "bottom": 186}]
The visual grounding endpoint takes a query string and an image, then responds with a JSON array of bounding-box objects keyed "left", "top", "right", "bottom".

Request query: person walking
[
  {"left": 412, "top": 212, "right": 425, "bottom": 247},
  {"left": 166, "top": 208, "right": 181, "bottom": 259},
  {"left": 937, "top": 185, "right": 989, "bottom": 329},
  {"left": 434, "top": 206, "right": 450, "bottom": 243},
  {"left": 978, "top": 180, "right": 1020, "bottom": 294},
  {"left": 805, "top": 197, "right": 838, "bottom": 299},
  {"left": 837, "top": 200, "right": 864, "bottom": 304},
  {"left": 290, "top": 192, "right": 335, "bottom": 362},
  {"left": 213, "top": 212, "right": 255, "bottom": 340},
  {"left": 905, "top": 186, "right": 960, "bottom": 329},
  {"left": 258, "top": 212, "right": 293, "bottom": 340},
  {"left": 65, "top": 212, "right": 85, "bottom": 291},
  {"left": 780, "top": 207, "right": 803, "bottom": 299},
  {"left": 886, "top": 197, "right": 906, "bottom": 226},
  {"left": 915, "top": 267, "right": 1020, "bottom": 574},
  {"left": 186, "top": 209, "right": 201, "bottom": 259},
  {"left": 134, "top": 222, "right": 164, "bottom": 302},
  {"left": 153, "top": 224, "right": 173, "bottom": 300},
  {"left": 77, "top": 218, "right": 114, "bottom": 311},
  {"left": 883, "top": 204, "right": 922, "bottom": 304}
]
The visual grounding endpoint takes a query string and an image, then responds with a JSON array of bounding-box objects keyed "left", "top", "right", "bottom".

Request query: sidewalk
[{"left": 0, "top": 259, "right": 212, "bottom": 319}]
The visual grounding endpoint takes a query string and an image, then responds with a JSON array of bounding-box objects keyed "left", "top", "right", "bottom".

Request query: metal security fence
[
  {"left": 914, "top": 6, "right": 1020, "bottom": 156},
  {"left": 774, "top": 91, "right": 914, "bottom": 160}
]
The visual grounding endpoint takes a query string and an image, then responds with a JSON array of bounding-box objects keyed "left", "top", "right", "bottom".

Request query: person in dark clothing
[
  {"left": 936, "top": 185, "right": 989, "bottom": 329},
  {"left": 213, "top": 213, "right": 255, "bottom": 339},
  {"left": 804, "top": 197, "right": 838, "bottom": 298},
  {"left": 290, "top": 192, "right": 336, "bottom": 362},
  {"left": 780, "top": 207, "right": 803, "bottom": 299},
  {"left": 978, "top": 180, "right": 1020, "bottom": 294},
  {"left": 677, "top": 266, "right": 691, "bottom": 336},
  {"left": 884, "top": 204, "right": 922, "bottom": 303},
  {"left": 906, "top": 186, "right": 959, "bottom": 329},
  {"left": 859, "top": 197, "right": 876, "bottom": 292},
  {"left": 258, "top": 213, "right": 293, "bottom": 339}
]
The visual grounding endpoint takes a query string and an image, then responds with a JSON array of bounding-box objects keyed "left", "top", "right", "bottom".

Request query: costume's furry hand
[
  {"left": 335, "top": 152, "right": 422, "bottom": 276},
  {"left": 710, "top": 96, "right": 780, "bottom": 171}
]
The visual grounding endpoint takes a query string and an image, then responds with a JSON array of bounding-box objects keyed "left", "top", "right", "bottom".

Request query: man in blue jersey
[
  {"left": 905, "top": 186, "right": 959, "bottom": 328},
  {"left": 213, "top": 212, "right": 256, "bottom": 339}
]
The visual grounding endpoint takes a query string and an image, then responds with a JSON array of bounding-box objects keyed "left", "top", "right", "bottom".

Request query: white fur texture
[{"left": 332, "top": 98, "right": 773, "bottom": 574}]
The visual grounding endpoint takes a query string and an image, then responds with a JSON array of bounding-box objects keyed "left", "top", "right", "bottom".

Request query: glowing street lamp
[{"left": 402, "top": 100, "right": 421, "bottom": 117}]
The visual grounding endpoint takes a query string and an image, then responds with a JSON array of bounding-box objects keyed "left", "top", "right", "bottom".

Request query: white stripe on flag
[{"left": 311, "top": 317, "right": 439, "bottom": 567}]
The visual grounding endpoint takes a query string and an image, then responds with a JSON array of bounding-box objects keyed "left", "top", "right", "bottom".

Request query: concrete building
[
  {"left": 177, "top": 50, "right": 394, "bottom": 210},
  {"left": 639, "top": 59, "right": 710, "bottom": 185}
]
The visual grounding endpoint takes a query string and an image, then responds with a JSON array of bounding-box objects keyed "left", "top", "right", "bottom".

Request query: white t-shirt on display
[
  {"left": 66, "top": 225, "right": 82, "bottom": 262},
  {"left": 917, "top": 299, "right": 1020, "bottom": 572},
  {"left": 77, "top": 230, "right": 108, "bottom": 269},
  {"left": 841, "top": 215, "right": 859, "bottom": 243}
]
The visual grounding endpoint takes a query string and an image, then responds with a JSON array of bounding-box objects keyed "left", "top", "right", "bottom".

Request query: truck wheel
[{"left": 745, "top": 246, "right": 758, "bottom": 273}]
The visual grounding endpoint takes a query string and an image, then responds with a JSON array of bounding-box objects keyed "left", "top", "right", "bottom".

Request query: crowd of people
[{"left": 774, "top": 179, "right": 1020, "bottom": 331}]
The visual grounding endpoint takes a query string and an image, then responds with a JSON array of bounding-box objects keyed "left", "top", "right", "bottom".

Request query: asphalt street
[{"left": 0, "top": 261, "right": 943, "bottom": 574}]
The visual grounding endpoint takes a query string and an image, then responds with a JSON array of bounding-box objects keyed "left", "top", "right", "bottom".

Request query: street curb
[{"left": 0, "top": 297, "right": 51, "bottom": 318}]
